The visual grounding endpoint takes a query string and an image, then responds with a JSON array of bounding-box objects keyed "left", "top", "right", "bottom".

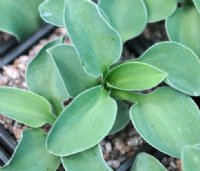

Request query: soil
[
  {"left": 0, "top": 25, "right": 182, "bottom": 171},
  {"left": 0, "top": 32, "right": 12, "bottom": 43}
]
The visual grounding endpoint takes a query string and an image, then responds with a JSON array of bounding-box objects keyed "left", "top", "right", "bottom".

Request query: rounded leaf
[
  {"left": 99, "top": 0, "right": 147, "bottom": 42},
  {"left": 39, "top": 0, "right": 65, "bottom": 26},
  {"left": 0, "top": 0, "right": 43, "bottom": 41},
  {"left": 139, "top": 42, "right": 200, "bottom": 96},
  {"left": 2, "top": 129, "right": 60, "bottom": 171},
  {"left": 0, "top": 87, "right": 55, "bottom": 128},
  {"left": 47, "top": 86, "right": 117, "bottom": 156},
  {"left": 130, "top": 87, "right": 200, "bottom": 157},
  {"left": 182, "top": 145, "right": 200, "bottom": 171},
  {"left": 106, "top": 62, "right": 167, "bottom": 91},
  {"left": 64, "top": 0, "right": 122, "bottom": 76},
  {"left": 166, "top": 6, "right": 200, "bottom": 57},
  {"left": 131, "top": 153, "right": 166, "bottom": 171},
  {"left": 143, "top": 0, "right": 177, "bottom": 22},
  {"left": 62, "top": 145, "right": 112, "bottom": 171}
]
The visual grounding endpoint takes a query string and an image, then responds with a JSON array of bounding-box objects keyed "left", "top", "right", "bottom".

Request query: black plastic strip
[
  {"left": 0, "top": 38, "right": 18, "bottom": 57},
  {"left": 0, "top": 124, "right": 16, "bottom": 155},
  {"left": 0, "top": 24, "right": 56, "bottom": 67},
  {"left": 0, "top": 146, "right": 10, "bottom": 166}
]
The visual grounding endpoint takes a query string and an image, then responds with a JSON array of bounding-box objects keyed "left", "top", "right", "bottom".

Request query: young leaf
[
  {"left": 26, "top": 39, "right": 69, "bottom": 115},
  {"left": 62, "top": 145, "right": 112, "bottom": 171},
  {"left": 106, "top": 62, "right": 167, "bottom": 91},
  {"left": 98, "top": 0, "right": 147, "bottom": 42},
  {"left": 0, "top": 87, "right": 55, "bottom": 127},
  {"left": 48, "top": 44, "right": 99, "bottom": 98},
  {"left": 182, "top": 145, "right": 200, "bottom": 171},
  {"left": 138, "top": 42, "right": 200, "bottom": 96},
  {"left": 39, "top": 0, "right": 65, "bottom": 26},
  {"left": 130, "top": 87, "right": 200, "bottom": 158},
  {"left": 166, "top": 6, "right": 200, "bottom": 57},
  {"left": 143, "top": 0, "right": 177, "bottom": 22},
  {"left": 47, "top": 86, "right": 117, "bottom": 156},
  {"left": 0, "top": 0, "right": 43, "bottom": 41},
  {"left": 131, "top": 153, "right": 166, "bottom": 171},
  {"left": 64, "top": 0, "right": 122, "bottom": 76},
  {"left": 109, "top": 101, "right": 130, "bottom": 135},
  {"left": 2, "top": 129, "right": 60, "bottom": 171}
]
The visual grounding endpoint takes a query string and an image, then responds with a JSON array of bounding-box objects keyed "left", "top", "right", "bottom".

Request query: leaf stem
[{"left": 111, "top": 89, "right": 142, "bottom": 104}]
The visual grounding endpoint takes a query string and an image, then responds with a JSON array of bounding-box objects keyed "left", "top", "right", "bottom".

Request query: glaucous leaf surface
[
  {"left": 166, "top": 6, "right": 200, "bottom": 57},
  {"left": 138, "top": 42, "right": 200, "bottom": 96},
  {"left": 0, "top": 0, "right": 43, "bottom": 41},
  {"left": 0, "top": 87, "right": 55, "bottom": 127},
  {"left": 2, "top": 129, "right": 60, "bottom": 171},
  {"left": 193, "top": 0, "right": 200, "bottom": 13},
  {"left": 106, "top": 62, "right": 167, "bottom": 91},
  {"left": 64, "top": 0, "right": 122, "bottom": 76},
  {"left": 62, "top": 145, "right": 112, "bottom": 171},
  {"left": 130, "top": 87, "right": 200, "bottom": 157},
  {"left": 182, "top": 145, "right": 200, "bottom": 171},
  {"left": 131, "top": 153, "right": 166, "bottom": 171},
  {"left": 98, "top": 0, "right": 147, "bottom": 42},
  {"left": 48, "top": 44, "right": 99, "bottom": 98},
  {"left": 47, "top": 86, "right": 117, "bottom": 156},
  {"left": 143, "top": 0, "right": 177, "bottom": 22},
  {"left": 39, "top": 0, "right": 65, "bottom": 26},
  {"left": 109, "top": 101, "right": 130, "bottom": 135},
  {"left": 26, "top": 39, "right": 69, "bottom": 115}
]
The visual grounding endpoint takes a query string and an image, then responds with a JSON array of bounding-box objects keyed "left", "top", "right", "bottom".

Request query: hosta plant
[{"left": 0, "top": 0, "right": 200, "bottom": 170}]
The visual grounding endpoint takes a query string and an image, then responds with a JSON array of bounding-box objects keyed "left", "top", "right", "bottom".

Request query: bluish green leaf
[
  {"left": 182, "top": 145, "right": 200, "bottom": 171},
  {"left": 193, "top": 0, "right": 200, "bottom": 13},
  {"left": 64, "top": 0, "right": 122, "bottom": 76},
  {"left": 138, "top": 42, "right": 200, "bottom": 96},
  {"left": 39, "top": 0, "right": 65, "bottom": 26},
  {"left": 48, "top": 44, "right": 99, "bottom": 98},
  {"left": 143, "top": 0, "right": 177, "bottom": 22},
  {"left": 62, "top": 145, "right": 112, "bottom": 171},
  {"left": 131, "top": 153, "right": 166, "bottom": 171},
  {"left": 106, "top": 62, "right": 167, "bottom": 91},
  {"left": 0, "top": 87, "right": 55, "bottom": 127},
  {"left": 2, "top": 129, "right": 60, "bottom": 171},
  {"left": 130, "top": 87, "right": 200, "bottom": 158},
  {"left": 0, "top": 0, "right": 43, "bottom": 41},
  {"left": 47, "top": 86, "right": 117, "bottom": 156},
  {"left": 109, "top": 101, "right": 130, "bottom": 135},
  {"left": 166, "top": 6, "right": 200, "bottom": 57},
  {"left": 98, "top": 0, "right": 147, "bottom": 42},
  {"left": 26, "top": 39, "right": 69, "bottom": 115}
]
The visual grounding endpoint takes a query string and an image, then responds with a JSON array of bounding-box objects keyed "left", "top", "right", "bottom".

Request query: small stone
[
  {"left": 107, "top": 160, "right": 120, "bottom": 169},
  {"left": 3, "top": 66, "right": 20, "bottom": 79},
  {"left": 104, "top": 142, "right": 112, "bottom": 152}
]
